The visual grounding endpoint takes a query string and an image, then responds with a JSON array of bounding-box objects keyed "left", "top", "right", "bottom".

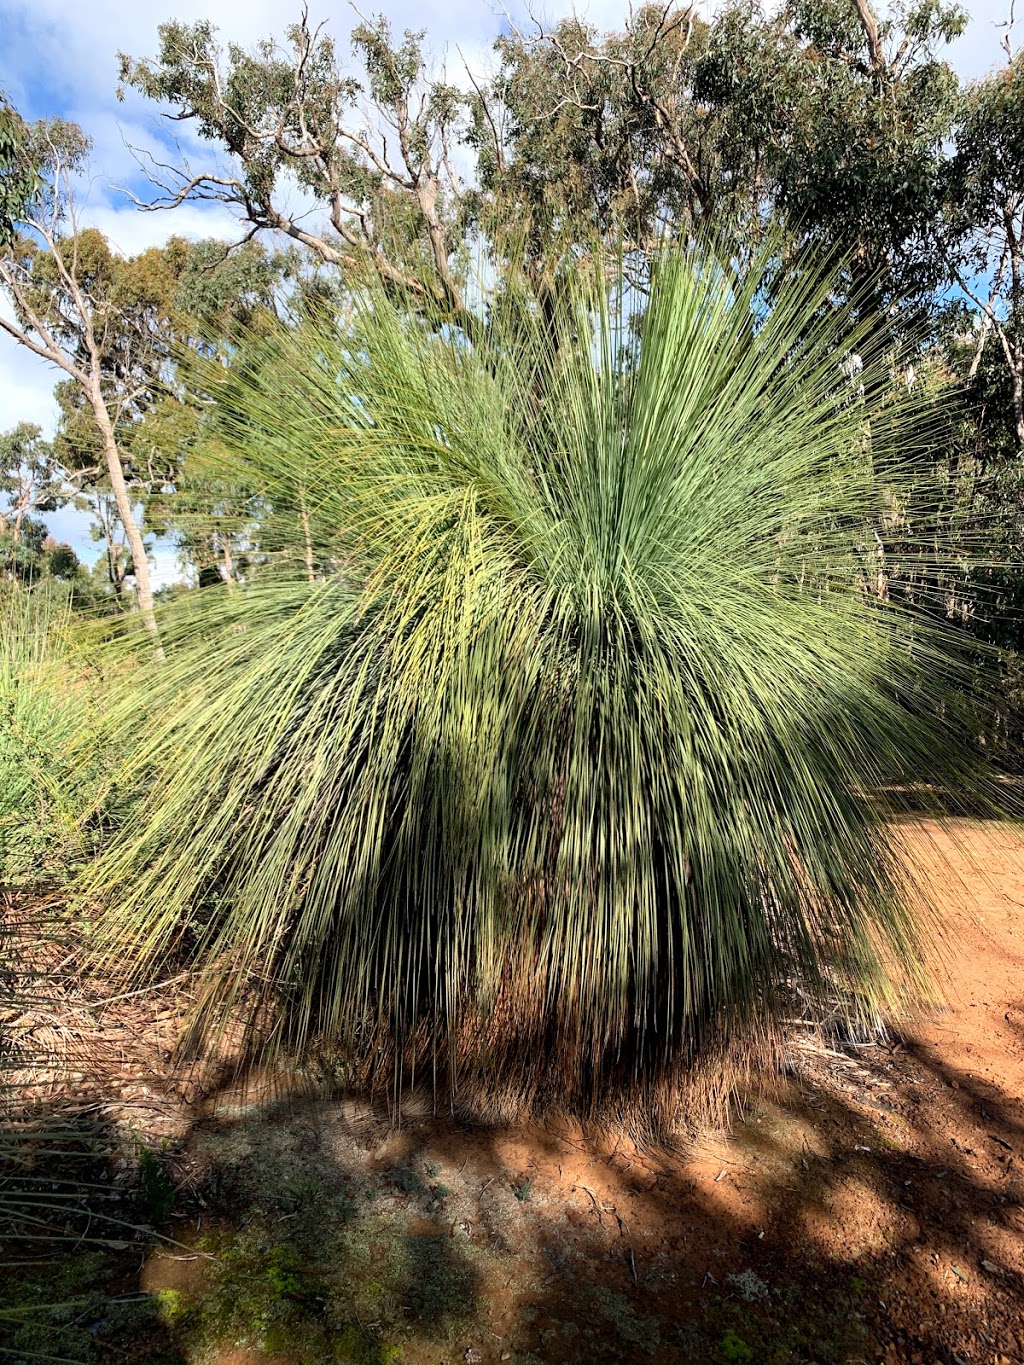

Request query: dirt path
[{"left": 908, "top": 819, "right": 1024, "bottom": 1129}]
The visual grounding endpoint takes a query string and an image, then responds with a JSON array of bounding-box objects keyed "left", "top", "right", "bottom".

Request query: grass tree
[{"left": 82, "top": 242, "right": 998, "bottom": 1125}]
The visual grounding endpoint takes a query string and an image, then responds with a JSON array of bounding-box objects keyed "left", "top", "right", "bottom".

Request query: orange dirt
[{"left": 6, "top": 818, "right": 1024, "bottom": 1363}]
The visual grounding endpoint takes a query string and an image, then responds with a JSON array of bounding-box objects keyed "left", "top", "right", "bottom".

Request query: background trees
[
  {"left": 942, "top": 51, "right": 1024, "bottom": 442},
  {"left": 0, "top": 0, "right": 1022, "bottom": 684},
  {"left": 0, "top": 425, "right": 68, "bottom": 573},
  {"left": 0, "top": 119, "right": 168, "bottom": 639},
  {"left": 117, "top": 13, "right": 473, "bottom": 326},
  {"left": 0, "top": 95, "right": 289, "bottom": 606}
]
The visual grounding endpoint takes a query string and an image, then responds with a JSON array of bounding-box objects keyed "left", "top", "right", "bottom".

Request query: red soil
[
  {"left": 10, "top": 818, "right": 1024, "bottom": 1362},
  {"left": 185, "top": 819, "right": 1024, "bottom": 1363}
]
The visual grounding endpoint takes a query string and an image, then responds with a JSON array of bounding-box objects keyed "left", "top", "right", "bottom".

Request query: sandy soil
[{"left": 7, "top": 818, "right": 1024, "bottom": 1363}]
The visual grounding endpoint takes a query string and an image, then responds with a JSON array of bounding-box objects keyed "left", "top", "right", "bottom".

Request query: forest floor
[{"left": 4, "top": 819, "right": 1024, "bottom": 1365}]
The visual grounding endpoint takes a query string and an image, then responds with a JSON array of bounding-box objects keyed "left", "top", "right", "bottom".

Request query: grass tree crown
[{"left": 82, "top": 241, "right": 996, "bottom": 1124}]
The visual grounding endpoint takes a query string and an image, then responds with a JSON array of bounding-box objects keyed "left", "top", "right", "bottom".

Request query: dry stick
[
  {"left": 87, "top": 974, "right": 193, "bottom": 1007},
  {"left": 580, "top": 1185, "right": 603, "bottom": 1222}
]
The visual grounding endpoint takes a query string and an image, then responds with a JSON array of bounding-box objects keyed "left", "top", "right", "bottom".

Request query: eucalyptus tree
[
  {"left": 478, "top": 0, "right": 966, "bottom": 304},
  {"left": 120, "top": 1, "right": 969, "bottom": 317},
  {"left": 117, "top": 10, "right": 473, "bottom": 327},
  {"left": 0, "top": 424, "right": 71, "bottom": 564},
  {"left": 0, "top": 97, "right": 36, "bottom": 247},
  {"left": 126, "top": 236, "right": 293, "bottom": 587},
  {"left": 941, "top": 49, "right": 1024, "bottom": 446}
]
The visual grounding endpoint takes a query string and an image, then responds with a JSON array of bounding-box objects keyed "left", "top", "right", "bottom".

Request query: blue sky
[{"left": 0, "top": 0, "right": 1015, "bottom": 580}]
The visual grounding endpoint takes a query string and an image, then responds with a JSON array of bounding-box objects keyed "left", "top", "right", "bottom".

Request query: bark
[
  {"left": 222, "top": 532, "right": 236, "bottom": 587},
  {"left": 298, "top": 491, "right": 315, "bottom": 583},
  {"left": 87, "top": 380, "right": 162, "bottom": 651},
  {"left": 1007, "top": 216, "right": 1024, "bottom": 443},
  {"left": 953, "top": 260, "right": 1024, "bottom": 445},
  {"left": 107, "top": 542, "right": 124, "bottom": 599},
  {"left": 968, "top": 252, "right": 1007, "bottom": 381},
  {"left": 853, "top": 0, "right": 886, "bottom": 77},
  {"left": 1011, "top": 366, "right": 1024, "bottom": 446}
]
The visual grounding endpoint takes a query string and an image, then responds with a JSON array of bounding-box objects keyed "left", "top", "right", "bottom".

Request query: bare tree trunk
[
  {"left": 968, "top": 252, "right": 1007, "bottom": 380},
  {"left": 222, "top": 532, "right": 236, "bottom": 587},
  {"left": 853, "top": 0, "right": 886, "bottom": 76},
  {"left": 1011, "top": 363, "right": 1024, "bottom": 446},
  {"left": 108, "top": 545, "right": 123, "bottom": 600},
  {"left": 88, "top": 382, "right": 162, "bottom": 652},
  {"left": 298, "top": 489, "right": 315, "bottom": 584}
]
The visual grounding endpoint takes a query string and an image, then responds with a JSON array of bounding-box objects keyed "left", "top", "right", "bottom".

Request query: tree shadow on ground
[
  {"left": 467, "top": 1028, "right": 1024, "bottom": 1364},
  {"left": 83, "top": 1004, "right": 1020, "bottom": 1365},
  {"left": 0, "top": 1099, "right": 191, "bottom": 1364},
  {"left": 5, "top": 819, "right": 1024, "bottom": 1365},
  {"left": 4, "top": 1014, "right": 1024, "bottom": 1364}
]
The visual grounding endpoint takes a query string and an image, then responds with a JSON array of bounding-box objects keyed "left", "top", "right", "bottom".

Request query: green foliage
[
  {"left": 73, "top": 2, "right": 1024, "bottom": 631},
  {"left": 0, "top": 1251, "right": 185, "bottom": 1365},
  {"left": 137, "top": 1142, "right": 176, "bottom": 1227},
  {"left": 47, "top": 231, "right": 281, "bottom": 483},
  {"left": 0, "top": 423, "right": 65, "bottom": 523},
  {"left": 0, "top": 585, "right": 110, "bottom": 884},
  {"left": 476, "top": 0, "right": 966, "bottom": 300},
  {"left": 941, "top": 51, "right": 1024, "bottom": 449},
  {"left": 0, "top": 97, "right": 35, "bottom": 247},
  {"left": 117, "top": 14, "right": 470, "bottom": 317},
  {"left": 0, "top": 422, "right": 91, "bottom": 592},
  {"left": 161, "top": 1228, "right": 317, "bottom": 1355},
  {"left": 172, "top": 1192, "right": 477, "bottom": 1364},
  {"left": 79, "top": 241, "right": 1003, "bottom": 1121},
  {"left": 945, "top": 54, "right": 1024, "bottom": 269},
  {"left": 718, "top": 1326, "right": 755, "bottom": 1362}
]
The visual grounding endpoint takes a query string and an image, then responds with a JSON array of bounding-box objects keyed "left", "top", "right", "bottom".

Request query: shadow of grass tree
[
  {"left": 7, "top": 1016, "right": 1024, "bottom": 1365},
  {"left": 3, "top": 1142, "right": 485, "bottom": 1365},
  {"left": 0, "top": 1102, "right": 190, "bottom": 1365},
  {"left": 0, "top": 1250, "right": 184, "bottom": 1365},
  {"left": 1, "top": 894, "right": 185, "bottom": 1365}
]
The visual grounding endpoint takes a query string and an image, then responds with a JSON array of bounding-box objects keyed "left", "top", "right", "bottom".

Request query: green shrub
[
  {"left": 138, "top": 1142, "right": 176, "bottom": 1226},
  {"left": 0, "top": 584, "right": 109, "bottom": 883},
  {"left": 83, "top": 242, "right": 1006, "bottom": 1117}
]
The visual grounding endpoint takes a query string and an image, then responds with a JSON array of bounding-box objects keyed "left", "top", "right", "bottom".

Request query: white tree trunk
[
  {"left": 299, "top": 489, "right": 315, "bottom": 583},
  {"left": 88, "top": 382, "right": 162, "bottom": 651}
]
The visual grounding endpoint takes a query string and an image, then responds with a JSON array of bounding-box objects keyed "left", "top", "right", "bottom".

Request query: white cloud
[
  {"left": 1, "top": 0, "right": 298, "bottom": 112},
  {"left": 79, "top": 195, "right": 242, "bottom": 258},
  {"left": 0, "top": 293, "right": 62, "bottom": 435},
  {"left": 0, "top": 347, "right": 60, "bottom": 436}
]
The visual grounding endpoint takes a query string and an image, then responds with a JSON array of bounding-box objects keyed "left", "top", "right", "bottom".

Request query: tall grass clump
[
  {"left": 79, "top": 244, "right": 1002, "bottom": 1125},
  {"left": 0, "top": 584, "right": 109, "bottom": 886}
]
